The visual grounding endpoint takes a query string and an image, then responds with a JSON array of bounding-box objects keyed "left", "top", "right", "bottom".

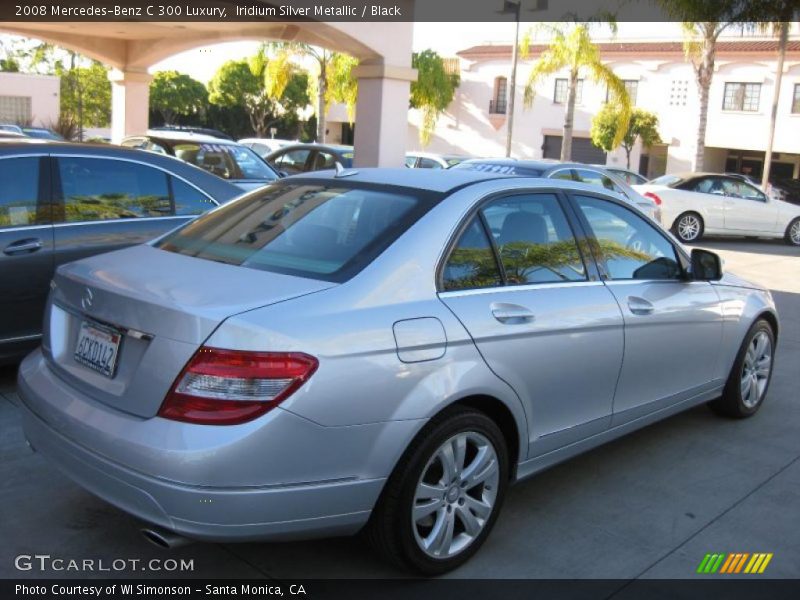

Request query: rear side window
[
  {"left": 483, "top": 194, "right": 586, "bottom": 284},
  {"left": 171, "top": 177, "right": 216, "bottom": 216},
  {"left": 442, "top": 217, "right": 502, "bottom": 291},
  {"left": 0, "top": 157, "right": 42, "bottom": 228},
  {"left": 56, "top": 157, "right": 172, "bottom": 222},
  {"left": 156, "top": 183, "right": 436, "bottom": 282}
]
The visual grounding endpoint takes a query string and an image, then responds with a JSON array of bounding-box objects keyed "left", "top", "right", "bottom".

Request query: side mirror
[{"left": 690, "top": 248, "right": 723, "bottom": 281}]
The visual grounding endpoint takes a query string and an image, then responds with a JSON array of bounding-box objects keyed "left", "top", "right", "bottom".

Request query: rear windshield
[
  {"left": 453, "top": 162, "right": 544, "bottom": 177},
  {"left": 155, "top": 182, "right": 437, "bottom": 282},
  {"left": 649, "top": 174, "right": 683, "bottom": 187},
  {"left": 167, "top": 141, "right": 278, "bottom": 181}
]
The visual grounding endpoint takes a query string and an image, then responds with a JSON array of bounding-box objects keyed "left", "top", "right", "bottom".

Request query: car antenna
[{"left": 334, "top": 161, "right": 358, "bottom": 178}]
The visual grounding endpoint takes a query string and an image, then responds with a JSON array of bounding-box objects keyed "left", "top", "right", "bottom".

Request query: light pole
[{"left": 501, "top": 0, "right": 521, "bottom": 158}]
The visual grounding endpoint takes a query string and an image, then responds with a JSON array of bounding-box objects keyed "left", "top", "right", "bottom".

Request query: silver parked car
[{"left": 18, "top": 169, "right": 778, "bottom": 574}]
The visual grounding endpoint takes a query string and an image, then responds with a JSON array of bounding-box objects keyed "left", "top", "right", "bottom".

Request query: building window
[
  {"left": 723, "top": 82, "right": 761, "bottom": 112},
  {"left": 669, "top": 80, "right": 689, "bottom": 106},
  {"left": 554, "top": 78, "right": 583, "bottom": 104},
  {"left": 0, "top": 96, "right": 32, "bottom": 124},
  {"left": 606, "top": 80, "right": 638, "bottom": 105},
  {"left": 490, "top": 77, "right": 507, "bottom": 114},
  {"left": 792, "top": 84, "right": 800, "bottom": 114}
]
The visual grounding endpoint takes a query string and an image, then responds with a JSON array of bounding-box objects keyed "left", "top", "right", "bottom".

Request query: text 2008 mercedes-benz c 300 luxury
[{"left": 18, "top": 169, "right": 778, "bottom": 574}]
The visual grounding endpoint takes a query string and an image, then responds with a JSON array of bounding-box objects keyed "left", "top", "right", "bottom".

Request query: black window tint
[
  {"left": 0, "top": 157, "right": 42, "bottom": 228},
  {"left": 171, "top": 177, "right": 216, "bottom": 216},
  {"left": 443, "top": 217, "right": 502, "bottom": 291},
  {"left": 418, "top": 157, "right": 442, "bottom": 169},
  {"left": 575, "top": 195, "right": 681, "bottom": 281},
  {"left": 157, "top": 183, "right": 434, "bottom": 282},
  {"left": 57, "top": 157, "right": 171, "bottom": 222},
  {"left": 483, "top": 194, "right": 586, "bottom": 284}
]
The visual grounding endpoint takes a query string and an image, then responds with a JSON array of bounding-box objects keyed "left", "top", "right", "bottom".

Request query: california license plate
[{"left": 74, "top": 321, "right": 122, "bottom": 378}]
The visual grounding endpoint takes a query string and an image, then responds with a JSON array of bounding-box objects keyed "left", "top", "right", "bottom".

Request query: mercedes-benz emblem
[{"left": 81, "top": 288, "right": 94, "bottom": 311}]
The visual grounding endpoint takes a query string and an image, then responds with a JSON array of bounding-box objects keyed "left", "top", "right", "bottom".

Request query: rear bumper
[{"left": 17, "top": 350, "right": 419, "bottom": 542}]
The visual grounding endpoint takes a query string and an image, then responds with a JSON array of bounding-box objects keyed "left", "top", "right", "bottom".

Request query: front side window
[
  {"left": 721, "top": 179, "right": 767, "bottom": 202},
  {"left": 312, "top": 151, "right": 337, "bottom": 171},
  {"left": 418, "top": 157, "right": 443, "bottom": 169},
  {"left": 157, "top": 183, "right": 435, "bottom": 282},
  {"left": 482, "top": 194, "right": 587, "bottom": 284},
  {"left": 689, "top": 177, "right": 726, "bottom": 195},
  {"left": 442, "top": 217, "right": 502, "bottom": 291},
  {"left": 554, "top": 78, "right": 583, "bottom": 104},
  {"left": 575, "top": 195, "right": 681, "bottom": 281},
  {"left": 56, "top": 157, "right": 171, "bottom": 222},
  {"left": 723, "top": 82, "right": 761, "bottom": 112},
  {"left": 0, "top": 157, "right": 42, "bottom": 228}
]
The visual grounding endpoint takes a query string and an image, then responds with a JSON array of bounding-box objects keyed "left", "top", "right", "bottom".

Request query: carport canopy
[{"left": 0, "top": 15, "right": 417, "bottom": 167}]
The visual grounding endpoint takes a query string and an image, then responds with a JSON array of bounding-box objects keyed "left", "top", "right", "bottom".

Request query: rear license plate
[{"left": 74, "top": 321, "right": 122, "bottom": 378}]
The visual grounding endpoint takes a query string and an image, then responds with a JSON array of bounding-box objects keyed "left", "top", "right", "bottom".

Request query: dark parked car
[
  {"left": 121, "top": 131, "right": 279, "bottom": 191},
  {"left": 264, "top": 143, "right": 354, "bottom": 176},
  {"left": 0, "top": 142, "right": 240, "bottom": 364}
]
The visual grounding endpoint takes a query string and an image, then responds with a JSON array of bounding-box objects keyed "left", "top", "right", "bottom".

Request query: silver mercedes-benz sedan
[{"left": 18, "top": 169, "right": 778, "bottom": 574}]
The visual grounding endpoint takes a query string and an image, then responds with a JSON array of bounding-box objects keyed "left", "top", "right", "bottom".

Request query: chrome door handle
[
  {"left": 3, "top": 238, "right": 43, "bottom": 255},
  {"left": 491, "top": 303, "right": 535, "bottom": 324},
  {"left": 627, "top": 296, "right": 654, "bottom": 315}
]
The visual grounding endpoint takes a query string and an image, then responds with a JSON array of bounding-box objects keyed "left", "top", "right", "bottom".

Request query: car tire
[
  {"left": 673, "top": 212, "right": 704, "bottom": 243},
  {"left": 364, "top": 406, "right": 509, "bottom": 575},
  {"left": 709, "top": 319, "right": 775, "bottom": 419},
  {"left": 785, "top": 218, "right": 800, "bottom": 246}
]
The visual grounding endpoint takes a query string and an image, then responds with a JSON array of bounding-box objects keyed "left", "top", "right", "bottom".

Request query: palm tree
[
  {"left": 678, "top": 22, "right": 732, "bottom": 171},
  {"left": 522, "top": 23, "right": 631, "bottom": 161}
]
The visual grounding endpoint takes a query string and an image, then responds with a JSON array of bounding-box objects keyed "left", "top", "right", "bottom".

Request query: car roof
[
  {"left": 287, "top": 167, "right": 522, "bottom": 193},
  {"left": 461, "top": 157, "right": 587, "bottom": 170},
  {"left": 0, "top": 141, "right": 241, "bottom": 199},
  {"left": 135, "top": 130, "right": 240, "bottom": 144}
]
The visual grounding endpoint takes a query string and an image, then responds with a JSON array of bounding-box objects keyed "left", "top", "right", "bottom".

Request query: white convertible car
[{"left": 635, "top": 173, "right": 800, "bottom": 246}]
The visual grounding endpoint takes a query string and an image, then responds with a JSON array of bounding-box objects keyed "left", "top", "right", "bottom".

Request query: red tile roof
[{"left": 457, "top": 40, "right": 800, "bottom": 59}]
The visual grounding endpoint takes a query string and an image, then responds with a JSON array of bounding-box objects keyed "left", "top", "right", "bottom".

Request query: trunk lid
[{"left": 44, "top": 244, "right": 334, "bottom": 418}]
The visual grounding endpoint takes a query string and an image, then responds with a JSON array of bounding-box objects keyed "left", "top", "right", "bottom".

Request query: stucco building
[{"left": 404, "top": 33, "right": 800, "bottom": 182}]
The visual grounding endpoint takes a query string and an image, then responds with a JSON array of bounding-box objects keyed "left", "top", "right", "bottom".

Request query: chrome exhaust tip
[{"left": 141, "top": 527, "right": 192, "bottom": 549}]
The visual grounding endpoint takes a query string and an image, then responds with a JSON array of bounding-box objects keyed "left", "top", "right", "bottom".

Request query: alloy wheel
[
  {"left": 412, "top": 432, "right": 499, "bottom": 559},
  {"left": 678, "top": 214, "right": 701, "bottom": 242},
  {"left": 740, "top": 331, "right": 772, "bottom": 408},
  {"left": 790, "top": 220, "right": 800, "bottom": 245}
]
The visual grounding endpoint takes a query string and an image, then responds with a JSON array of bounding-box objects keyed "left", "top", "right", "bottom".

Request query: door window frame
[{"left": 436, "top": 188, "right": 602, "bottom": 293}]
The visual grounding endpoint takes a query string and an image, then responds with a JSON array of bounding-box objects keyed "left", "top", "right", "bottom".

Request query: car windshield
[
  {"left": 649, "top": 174, "right": 683, "bottom": 187},
  {"left": 169, "top": 142, "right": 277, "bottom": 181},
  {"left": 156, "top": 182, "right": 437, "bottom": 282},
  {"left": 453, "top": 162, "right": 544, "bottom": 177}
]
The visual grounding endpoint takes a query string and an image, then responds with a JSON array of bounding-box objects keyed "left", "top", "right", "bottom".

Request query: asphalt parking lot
[{"left": 1, "top": 238, "right": 798, "bottom": 581}]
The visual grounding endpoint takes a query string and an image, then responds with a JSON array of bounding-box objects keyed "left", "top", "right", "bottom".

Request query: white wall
[{"left": 0, "top": 72, "right": 59, "bottom": 126}]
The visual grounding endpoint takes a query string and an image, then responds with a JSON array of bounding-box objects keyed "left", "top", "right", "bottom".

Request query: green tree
[
  {"left": 58, "top": 58, "right": 111, "bottom": 137},
  {"left": 591, "top": 106, "right": 662, "bottom": 169},
  {"left": 208, "top": 56, "right": 272, "bottom": 136},
  {"left": 522, "top": 23, "right": 631, "bottom": 161},
  {"left": 325, "top": 53, "right": 359, "bottom": 124},
  {"left": 410, "top": 50, "right": 460, "bottom": 146},
  {"left": 149, "top": 71, "right": 207, "bottom": 125}
]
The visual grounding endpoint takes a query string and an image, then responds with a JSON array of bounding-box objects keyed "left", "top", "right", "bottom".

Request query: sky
[{"left": 152, "top": 22, "right": 689, "bottom": 83}]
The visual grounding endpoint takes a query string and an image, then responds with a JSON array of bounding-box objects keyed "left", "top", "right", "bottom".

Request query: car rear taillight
[
  {"left": 159, "top": 347, "right": 318, "bottom": 425},
  {"left": 644, "top": 191, "right": 662, "bottom": 206}
]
